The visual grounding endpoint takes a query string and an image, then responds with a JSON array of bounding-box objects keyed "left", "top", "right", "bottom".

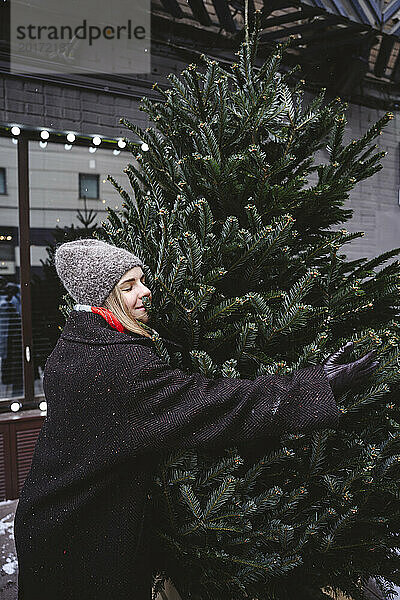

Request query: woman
[{"left": 14, "top": 239, "right": 378, "bottom": 600}]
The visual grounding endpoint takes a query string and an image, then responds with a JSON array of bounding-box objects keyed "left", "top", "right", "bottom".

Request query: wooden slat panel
[
  {"left": 0, "top": 423, "right": 12, "bottom": 500},
  {"left": 0, "top": 430, "right": 6, "bottom": 500},
  {"left": 0, "top": 412, "right": 45, "bottom": 499}
]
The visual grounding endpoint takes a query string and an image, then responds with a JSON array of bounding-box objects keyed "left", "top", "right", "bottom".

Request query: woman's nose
[{"left": 140, "top": 285, "right": 152, "bottom": 298}]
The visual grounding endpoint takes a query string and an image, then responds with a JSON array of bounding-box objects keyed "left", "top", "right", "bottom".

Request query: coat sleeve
[{"left": 120, "top": 348, "right": 340, "bottom": 456}]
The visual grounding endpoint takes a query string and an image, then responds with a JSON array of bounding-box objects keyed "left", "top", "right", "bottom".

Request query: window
[
  {"left": 0, "top": 133, "right": 128, "bottom": 412},
  {"left": 79, "top": 173, "right": 99, "bottom": 199},
  {"left": 0, "top": 168, "right": 6, "bottom": 194}
]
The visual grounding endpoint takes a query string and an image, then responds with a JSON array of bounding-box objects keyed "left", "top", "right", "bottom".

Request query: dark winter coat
[{"left": 14, "top": 310, "right": 340, "bottom": 600}]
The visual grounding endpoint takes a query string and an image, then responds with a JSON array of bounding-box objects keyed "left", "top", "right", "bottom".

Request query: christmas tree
[{"left": 103, "top": 11, "right": 400, "bottom": 600}]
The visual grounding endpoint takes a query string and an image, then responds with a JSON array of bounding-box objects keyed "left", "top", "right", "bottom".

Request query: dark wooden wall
[{"left": 0, "top": 410, "right": 44, "bottom": 500}]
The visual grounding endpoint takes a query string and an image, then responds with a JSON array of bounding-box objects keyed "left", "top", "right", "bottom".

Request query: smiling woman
[
  {"left": 103, "top": 265, "right": 153, "bottom": 337},
  {"left": 52, "top": 238, "right": 153, "bottom": 338},
  {"left": 117, "top": 266, "right": 151, "bottom": 313}
]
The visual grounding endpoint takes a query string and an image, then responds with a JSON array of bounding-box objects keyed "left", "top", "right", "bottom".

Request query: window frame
[
  {"left": 79, "top": 173, "right": 99, "bottom": 200},
  {"left": 0, "top": 125, "right": 132, "bottom": 412},
  {"left": 0, "top": 167, "right": 7, "bottom": 195}
]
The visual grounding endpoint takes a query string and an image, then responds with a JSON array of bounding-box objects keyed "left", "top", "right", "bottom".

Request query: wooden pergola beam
[
  {"left": 390, "top": 47, "right": 400, "bottom": 82},
  {"left": 187, "top": 0, "right": 212, "bottom": 26},
  {"left": 296, "top": 24, "right": 372, "bottom": 54},
  {"left": 333, "top": 33, "right": 375, "bottom": 94},
  {"left": 260, "top": 7, "right": 324, "bottom": 29},
  {"left": 211, "top": 0, "right": 237, "bottom": 32},
  {"left": 374, "top": 35, "right": 395, "bottom": 77},
  {"left": 259, "top": 15, "right": 340, "bottom": 41},
  {"left": 159, "top": 0, "right": 184, "bottom": 18}
]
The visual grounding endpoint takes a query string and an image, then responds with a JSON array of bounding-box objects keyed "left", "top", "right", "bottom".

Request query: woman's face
[{"left": 117, "top": 266, "right": 152, "bottom": 322}]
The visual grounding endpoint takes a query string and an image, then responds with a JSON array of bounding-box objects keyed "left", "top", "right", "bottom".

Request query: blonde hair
[{"left": 103, "top": 284, "right": 152, "bottom": 338}]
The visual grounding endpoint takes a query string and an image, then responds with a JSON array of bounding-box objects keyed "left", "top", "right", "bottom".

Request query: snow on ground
[{"left": 0, "top": 499, "right": 18, "bottom": 599}]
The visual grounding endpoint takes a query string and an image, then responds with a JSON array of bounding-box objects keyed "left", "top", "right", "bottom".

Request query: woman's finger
[
  {"left": 355, "top": 350, "right": 377, "bottom": 366},
  {"left": 351, "top": 362, "right": 379, "bottom": 384},
  {"left": 338, "top": 341, "right": 354, "bottom": 356},
  {"left": 326, "top": 342, "right": 355, "bottom": 365}
]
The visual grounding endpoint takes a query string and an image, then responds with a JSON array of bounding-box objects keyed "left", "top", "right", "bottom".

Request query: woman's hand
[{"left": 323, "top": 341, "right": 379, "bottom": 398}]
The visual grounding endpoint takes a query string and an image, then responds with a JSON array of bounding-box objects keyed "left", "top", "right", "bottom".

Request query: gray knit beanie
[{"left": 54, "top": 239, "right": 145, "bottom": 306}]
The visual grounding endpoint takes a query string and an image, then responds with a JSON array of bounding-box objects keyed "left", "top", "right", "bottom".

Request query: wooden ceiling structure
[
  {"left": 151, "top": 0, "right": 400, "bottom": 107},
  {"left": 1, "top": 0, "right": 400, "bottom": 107}
]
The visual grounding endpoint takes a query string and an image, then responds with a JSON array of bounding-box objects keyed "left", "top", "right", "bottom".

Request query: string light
[
  {"left": 39, "top": 401, "right": 47, "bottom": 411},
  {"left": 3, "top": 124, "right": 129, "bottom": 151},
  {"left": 141, "top": 142, "right": 149, "bottom": 151},
  {"left": 10, "top": 402, "right": 21, "bottom": 412}
]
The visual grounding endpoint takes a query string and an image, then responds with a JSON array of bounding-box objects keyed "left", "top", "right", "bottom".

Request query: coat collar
[
  {"left": 61, "top": 310, "right": 156, "bottom": 347},
  {"left": 61, "top": 310, "right": 183, "bottom": 352}
]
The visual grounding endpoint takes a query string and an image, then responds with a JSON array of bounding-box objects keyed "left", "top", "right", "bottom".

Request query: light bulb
[
  {"left": 93, "top": 136, "right": 101, "bottom": 146},
  {"left": 118, "top": 139, "right": 126, "bottom": 148},
  {"left": 10, "top": 402, "right": 21, "bottom": 412},
  {"left": 39, "top": 401, "right": 47, "bottom": 411},
  {"left": 141, "top": 142, "right": 149, "bottom": 151},
  {"left": 11, "top": 126, "right": 21, "bottom": 136},
  {"left": 66, "top": 132, "right": 76, "bottom": 143},
  {"left": 40, "top": 130, "right": 50, "bottom": 140}
]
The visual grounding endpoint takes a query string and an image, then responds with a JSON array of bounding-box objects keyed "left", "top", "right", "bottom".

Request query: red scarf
[
  {"left": 73, "top": 304, "right": 125, "bottom": 333},
  {"left": 91, "top": 306, "right": 125, "bottom": 332}
]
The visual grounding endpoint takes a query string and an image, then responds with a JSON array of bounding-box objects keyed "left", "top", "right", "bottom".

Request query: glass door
[{"left": 0, "top": 136, "right": 23, "bottom": 406}]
